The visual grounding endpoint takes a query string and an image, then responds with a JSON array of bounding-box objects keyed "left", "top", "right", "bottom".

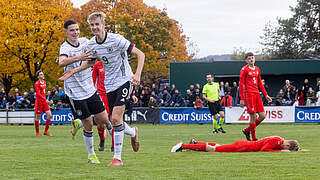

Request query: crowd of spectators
[
  {"left": 1, "top": 78, "right": 320, "bottom": 110},
  {"left": 0, "top": 86, "right": 71, "bottom": 110},
  {"left": 275, "top": 79, "right": 320, "bottom": 106},
  {"left": 133, "top": 81, "right": 241, "bottom": 109}
]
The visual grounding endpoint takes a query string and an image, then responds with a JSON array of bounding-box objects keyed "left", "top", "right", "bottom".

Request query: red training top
[
  {"left": 239, "top": 65, "right": 268, "bottom": 100},
  {"left": 35, "top": 80, "right": 47, "bottom": 102},
  {"left": 215, "top": 136, "right": 284, "bottom": 152},
  {"left": 92, "top": 61, "right": 106, "bottom": 96}
]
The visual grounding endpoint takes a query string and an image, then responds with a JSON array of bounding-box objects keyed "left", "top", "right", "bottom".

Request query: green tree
[{"left": 261, "top": 0, "right": 320, "bottom": 59}]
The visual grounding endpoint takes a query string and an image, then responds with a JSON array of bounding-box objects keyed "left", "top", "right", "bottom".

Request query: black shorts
[
  {"left": 66, "top": 95, "right": 79, "bottom": 119},
  {"left": 69, "top": 92, "right": 105, "bottom": 119},
  {"left": 107, "top": 81, "right": 133, "bottom": 114},
  {"left": 208, "top": 101, "right": 223, "bottom": 115}
]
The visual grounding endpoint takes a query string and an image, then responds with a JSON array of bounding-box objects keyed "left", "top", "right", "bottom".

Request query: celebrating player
[
  {"left": 202, "top": 74, "right": 226, "bottom": 134},
  {"left": 60, "top": 12, "right": 145, "bottom": 166},
  {"left": 239, "top": 52, "right": 272, "bottom": 141},
  {"left": 171, "top": 136, "right": 300, "bottom": 152},
  {"left": 34, "top": 70, "right": 52, "bottom": 136},
  {"left": 58, "top": 19, "right": 111, "bottom": 164},
  {"left": 86, "top": 12, "right": 144, "bottom": 167}
]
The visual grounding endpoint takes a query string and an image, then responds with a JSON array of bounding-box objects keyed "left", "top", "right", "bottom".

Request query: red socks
[
  {"left": 249, "top": 123, "right": 257, "bottom": 140},
  {"left": 35, "top": 120, "right": 39, "bottom": 133},
  {"left": 182, "top": 143, "right": 207, "bottom": 151},
  {"left": 44, "top": 119, "right": 51, "bottom": 132},
  {"left": 97, "top": 126, "right": 106, "bottom": 141}
]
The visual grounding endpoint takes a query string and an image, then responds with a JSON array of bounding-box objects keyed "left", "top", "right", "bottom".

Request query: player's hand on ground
[
  {"left": 240, "top": 100, "right": 245, "bottom": 108},
  {"left": 79, "top": 50, "right": 94, "bottom": 61},
  {"left": 266, "top": 95, "right": 272, "bottom": 103},
  {"left": 131, "top": 73, "right": 141, "bottom": 86},
  {"left": 59, "top": 70, "right": 75, "bottom": 81}
]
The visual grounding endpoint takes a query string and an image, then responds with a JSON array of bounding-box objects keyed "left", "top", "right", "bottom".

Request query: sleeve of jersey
[
  {"left": 116, "top": 34, "right": 132, "bottom": 54},
  {"left": 59, "top": 45, "right": 69, "bottom": 58},
  {"left": 239, "top": 68, "right": 246, "bottom": 100},
  {"left": 35, "top": 82, "right": 46, "bottom": 101},
  {"left": 257, "top": 68, "right": 268, "bottom": 96}
]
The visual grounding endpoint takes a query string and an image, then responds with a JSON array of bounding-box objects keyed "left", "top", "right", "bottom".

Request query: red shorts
[
  {"left": 35, "top": 101, "right": 50, "bottom": 114},
  {"left": 99, "top": 93, "right": 110, "bottom": 115},
  {"left": 245, "top": 92, "right": 264, "bottom": 114}
]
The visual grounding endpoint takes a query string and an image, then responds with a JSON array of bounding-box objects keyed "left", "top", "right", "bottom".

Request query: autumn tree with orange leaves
[
  {"left": 72, "top": 0, "right": 192, "bottom": 84},
  {"left": 0, "top": 0, "right": 73, "bottom": 94}
]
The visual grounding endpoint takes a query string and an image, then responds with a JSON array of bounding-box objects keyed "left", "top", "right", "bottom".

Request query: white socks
[{"left": 83, "top": 130, "right": 95, "bottom": 156}]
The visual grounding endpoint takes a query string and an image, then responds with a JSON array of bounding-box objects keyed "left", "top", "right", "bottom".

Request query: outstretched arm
[
  {"left": 58, "top": 51, "right": 93, "bottom": 67},
  {"left": 59, "top": 60, "right": 95, "bottom": 81}
]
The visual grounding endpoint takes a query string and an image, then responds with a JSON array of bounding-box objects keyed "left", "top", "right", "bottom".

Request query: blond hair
[
  {"left": 287, "top": 140, "right": 299, "bottom": 151},
  {"left": 87, "top": 12, "right": 106, "bottom": 23}
]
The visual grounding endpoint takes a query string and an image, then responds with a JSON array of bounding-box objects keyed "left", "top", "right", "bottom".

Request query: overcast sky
[{"left": 71, "top": 0, "right": 297, "bottom": 58}]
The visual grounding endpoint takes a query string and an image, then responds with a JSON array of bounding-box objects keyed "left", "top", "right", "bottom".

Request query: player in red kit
[
  {"left": 92, "top": 60, "right": 114, "bottom": 151},
  {"left": 239, "top": 52, "right": 272, "bottom": 141},
  {"left": 171, "top": 136, "right": 300, "bottom": 152},
  {"left": 34, "top": 70, "right": 52, "bottom": 136}
]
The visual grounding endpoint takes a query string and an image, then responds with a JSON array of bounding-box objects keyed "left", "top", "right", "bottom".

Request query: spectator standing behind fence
[
  {"left": 295, "top": 89, "right": 304, "bottom": 106},
  {"left": 7, "top": 94, "right": 15, "bottom": 109},
  {"left": 170, "top": 84, "right": 176, "bottom": 96},
  {"left": 261, "top": 79, "right": 270, "bottom": 105},
  {"left": 220, "top": 92, "right": 232, "bottom": 107},
  {"left": 219, "top": 81, "right": 225, "bottom": 99},
  {"left": 159, "top": 89, "right": 172, "bottom": 107},
  {"left": 184, "top": 89, "right": 195, "bottom": 107},
  {"left": 230, "top": 82, "right": 239, "bottom": 106},
  {"left": 275, "top": 89, "right": 285, "bottom": 106},
  {"left": 194, "top": 96, "right": 204, "bottom": 109},
  {"left": 151, "top": 83, "right": 159, "bottom": 95},
  {"left": 306, "top": 87, "right": 316, "bottom": 106},
  {"left": 14, "top": 88, "right": 21, "bottom": 96},
  {"left": 283, "top": 88, "right": 294, "bottom": 105},
  {"left": 315, "top": 80, "right": 320, "bottom": 92},
  {"left": 316, "top": 88, "right": 320, "bottom": 106},
  {"left": 1, "top": 97, "right": 7, "bottom": 109},
  {"left": 283, "top": 80, "right": 296, "bottom": 92},
  {"left": 28, "top": 88, "right": 35, "bottom": 108},
  {"left": 170, "top": 89, "right": 185, "bottom": 107},
  {"left": 301, "top": 79, "right": 310, "bottom": 105},
  {"left": 189, "top": 84, "right": 195, "bottom": 96},
  {"left": 195, "top": 83, "right": 202, "bottom": 93},
  {"left": 224, "top": 82, "right": 231, "bottom": 95}
]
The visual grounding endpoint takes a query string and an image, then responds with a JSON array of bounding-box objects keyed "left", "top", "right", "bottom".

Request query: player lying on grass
[{"left": 171, "top": 136, "right": 302, "bottom": 152}]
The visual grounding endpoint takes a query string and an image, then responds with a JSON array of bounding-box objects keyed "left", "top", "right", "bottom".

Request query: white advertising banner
[{"left": 225, "top": 106, "right": 294, "bottom": 123}]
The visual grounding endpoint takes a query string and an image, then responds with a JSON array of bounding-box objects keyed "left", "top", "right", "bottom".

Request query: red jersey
[
  {"left": 239, "top": 65, "right": 268, "bottom": 100},
  {"left": 35, "top": 80, "right": 47, "bottom": 102},
  {"left": 92, "top": 61, "right": 106, "bottom": 95},
  {"left": 215, "top": 136, "right": 284, "bottom": 152}
]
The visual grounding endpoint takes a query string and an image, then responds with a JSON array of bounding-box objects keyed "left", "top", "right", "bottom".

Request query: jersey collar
[{"left": 96, "top": 32, "right": 108, "bottom": 44}]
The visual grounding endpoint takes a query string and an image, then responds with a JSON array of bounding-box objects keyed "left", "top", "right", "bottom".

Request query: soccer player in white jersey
[
  {"left": 86, "top": 12, "right": 145, "bottom": 167},
  {"left": 59, "top": 16, "right": 145, "bottom": 166},
  {"left": 58, "top": 19, "right": 111, "bottom": 164}
]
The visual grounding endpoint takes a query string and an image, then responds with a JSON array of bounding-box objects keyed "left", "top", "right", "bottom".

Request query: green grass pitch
[{"left": 0, "top": 123, "right": 319, "bottom": 180}]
